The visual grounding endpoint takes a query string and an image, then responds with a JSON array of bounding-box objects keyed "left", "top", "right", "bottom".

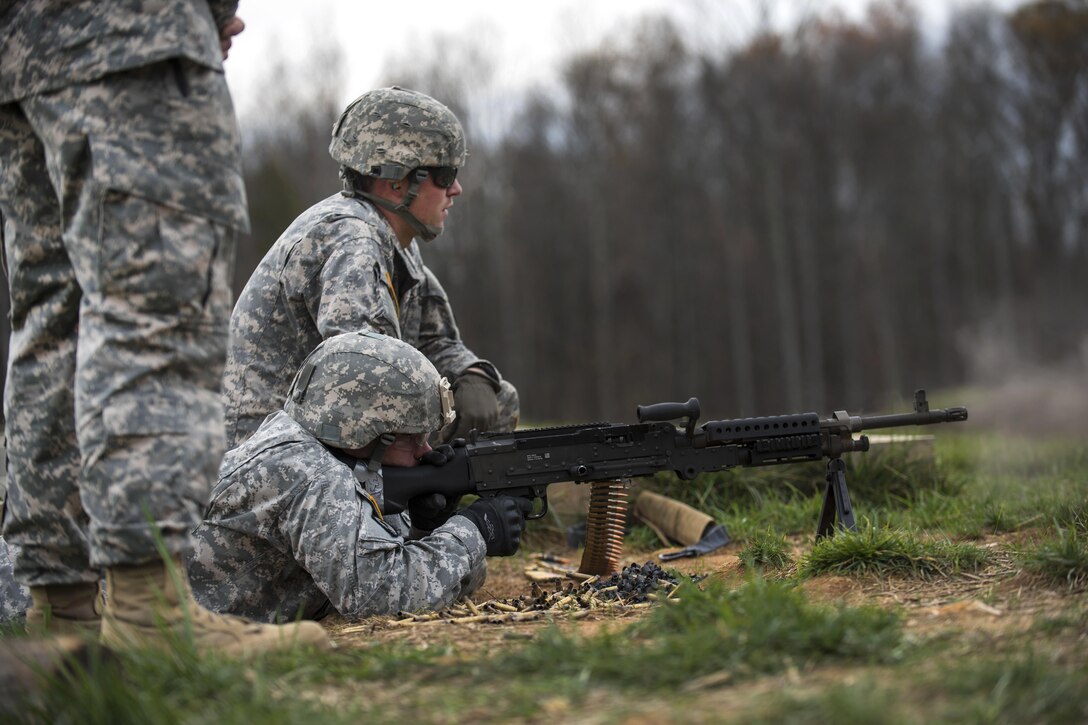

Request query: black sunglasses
[{"left": 417, "top": 166, "right": 459, "bottom": 189}]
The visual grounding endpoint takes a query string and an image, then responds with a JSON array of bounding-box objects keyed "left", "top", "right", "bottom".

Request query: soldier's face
[
  {"left": 382, "top": 432, "right": 432, "bottom": 467},
  {"left": 407, "top": 171, "right": 462, "bottom": 232}
]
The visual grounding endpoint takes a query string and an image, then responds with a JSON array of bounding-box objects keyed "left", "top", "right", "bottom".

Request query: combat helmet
[
  {"left": 330, "top": 86, "right": 467, "bottom": 241},
  {"left": 284, "top": 331, "right": 455, "bottom": 464}
]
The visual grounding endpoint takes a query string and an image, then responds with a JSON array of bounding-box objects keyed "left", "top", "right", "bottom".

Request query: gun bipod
[{"left": 815, "top": 457, "right": 858, "bottom": 540}]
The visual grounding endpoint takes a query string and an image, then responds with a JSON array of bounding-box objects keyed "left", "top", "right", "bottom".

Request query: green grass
[
  {"left": 739, "top": 652, "right": 1088, "bottom": 725},
  {"left": 721, "top": 493, "right": 823, "bottom": 541},
  {"left": 5, "top": 430, "right": 1088, "bottom": 722},
  {"left": 742, "top": 680, "right": 909, "bottom": 725},
  {"left": 739, "top": 529, "right": 793, "bottom": 570},
  {"left": 1017, "top": 527, "right": 1088, "bottom": 590},
  {"left": 935, "top": 652, "right": 1088, "bottom": 724},
  {"left": 473, "top": 577, "right": 903, "bottom": 692},
  {"left": 8, "top": 635, "right": 456, "bottom": 724},
  {"left": 797, "top": 525, "right": 991, "bottom": 579},
  {"left": 624, "top": 522, "right": 668, "bottom": 551},
  {"left": 15, "top": 645, "right": 341, "bottom": 724},
  {"left": 14, "top": 579, "right": 898, "bottom": 722},
  {"left": 1049, "top": 499, "right": 1088, "bottom": 532}
]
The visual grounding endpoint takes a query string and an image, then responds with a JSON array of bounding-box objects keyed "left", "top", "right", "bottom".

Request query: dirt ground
[
  {"left": 317, "top": 463, "right": 1082, "bottom": 661},
  {"left": 321, "top": 529, "right": 1073, "bottom": 656}
]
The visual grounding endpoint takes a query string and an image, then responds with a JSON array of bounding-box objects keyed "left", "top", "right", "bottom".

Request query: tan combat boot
[
  {"left": 99, "top": 558, "right": 331, "bottom": 657},
  {"left": 26, "top": 582, "right": 102, "bottom": 637}
]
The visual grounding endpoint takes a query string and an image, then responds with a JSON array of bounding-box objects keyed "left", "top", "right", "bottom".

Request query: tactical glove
[
  {"left": 419, "top": 443, "right": 456, "bottom": 467},
  {"left": 450, "top": 372, "right": 500, "bottom": 439},
  {"left": 407, "top": 445, "right": 461, "bottom": 530},
  {"left": 408, "top": 492, "right": 460, "bottom": 532},
  {"left": 458, "top": 496, "right": 533, "bottom": 557}
]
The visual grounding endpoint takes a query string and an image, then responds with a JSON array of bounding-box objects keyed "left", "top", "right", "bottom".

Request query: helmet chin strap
[
  {"left": 325, "top": 440, "right": 392, "bottom": 517},
  {"left": 343, "top": 172, "right": 443, "bottom": 242},
  {"left": 365, "top": 432, "right": 397, "bottom": 474}
]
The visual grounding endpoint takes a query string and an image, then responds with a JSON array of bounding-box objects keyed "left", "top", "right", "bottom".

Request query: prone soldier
[{"left": 189, "top": 331, "right": 531, "bottom": 622}]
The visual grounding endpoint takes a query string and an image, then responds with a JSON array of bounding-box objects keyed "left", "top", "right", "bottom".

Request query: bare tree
[
  {"left": 235, "top": 31, "right": 345, "bottom": 291},
  {"left": 220, "top": 0, "right": 1088, "bottom": 425}
]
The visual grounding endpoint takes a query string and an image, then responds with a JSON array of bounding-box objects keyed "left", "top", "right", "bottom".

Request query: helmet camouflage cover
[
  {"left": 284, "top": 331, "right": 455, "bottom": 450},
  {"left": 329, "top": 86, "right": 468, "bottom": 180}
]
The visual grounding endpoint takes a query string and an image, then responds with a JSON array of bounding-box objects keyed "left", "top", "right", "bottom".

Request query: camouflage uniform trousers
[
  {"left": 0, "top": 532, "right": 31, "bottom": 622},
  {"left": 0, "top": 60, "right": 245, "bottom": 586},
  {"left": 0, "top": 533, "right": 31, "bottom": 621},
  {"left": 0, "top": 437, "right": 30, "bottom": 619}
]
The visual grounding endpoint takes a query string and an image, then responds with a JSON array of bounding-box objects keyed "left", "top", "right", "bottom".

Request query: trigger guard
[{"left": 527, "top": 495, "right": 548, "bottom": 520}]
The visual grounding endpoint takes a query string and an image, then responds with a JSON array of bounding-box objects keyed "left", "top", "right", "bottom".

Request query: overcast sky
[{"left": 223, "top": 0, "right": 1023, "bottom": 123}]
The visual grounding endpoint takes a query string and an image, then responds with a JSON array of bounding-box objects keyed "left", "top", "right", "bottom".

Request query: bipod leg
[{"left": 816, "top": 457, "right": 857, "bottom": 541}]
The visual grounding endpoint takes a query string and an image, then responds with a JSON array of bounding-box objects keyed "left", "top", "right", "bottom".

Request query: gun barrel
[{"left": 850, "top": 406, "right": 968, "bottom": 431}]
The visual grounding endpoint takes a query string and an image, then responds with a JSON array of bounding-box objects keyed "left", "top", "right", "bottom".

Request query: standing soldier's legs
[
  {"left": 1, "top": 64, "right": 328, "bottom": 653},
  {"left": 7, "top": 62, "right": 326, "bottom": 652},
  {"left": 18, "top": 63, "right": 243, "bottom": 568},
  {"left": 0, "top": 103, "right": 90, "bottom": 590}
]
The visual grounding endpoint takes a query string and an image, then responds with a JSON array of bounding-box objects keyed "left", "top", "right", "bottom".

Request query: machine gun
[{"left": 382, "top": 389, "right": 967, "bottom": 540}]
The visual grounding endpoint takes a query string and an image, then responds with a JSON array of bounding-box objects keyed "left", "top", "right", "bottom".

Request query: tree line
[
  {"left": 5, "top": 0, "right": 1083, "bottom": 427},
  {"left": 241, "top": 0, "right": 1088, "bottom": 422}
]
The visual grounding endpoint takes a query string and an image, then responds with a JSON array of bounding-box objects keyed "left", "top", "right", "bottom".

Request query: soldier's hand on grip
[
  {"left": 458, "top": 496, "right": 533, "bottom": 557},
  {"left": 408, "top": 492, "right": 461, "bottom": 531},
  {"left": 419, "top": 444, "right": 456, "bottom": 466}
]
